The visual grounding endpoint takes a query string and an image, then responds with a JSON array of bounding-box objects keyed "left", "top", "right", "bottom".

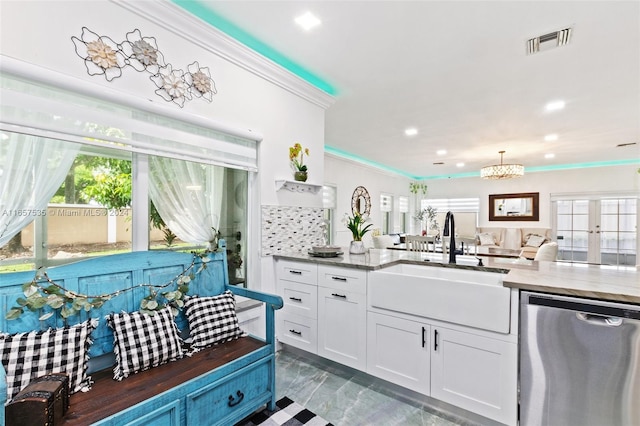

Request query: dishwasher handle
[
  {"left": 527, "top": 294, "right": 640, "bottom": 320},
  {"left": 576, "top": 312, "right": 623, "bottom": 327}
]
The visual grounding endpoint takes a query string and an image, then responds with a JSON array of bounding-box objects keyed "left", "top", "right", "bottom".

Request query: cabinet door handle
[
  {"left": 289, "top": 270, "right": 302, "bottom": 275},
  {"left": 331, "top": 276, "right": 347, "bottom": 281},
  {"left": 434, "top": 329, "right": 439, "bottom": 351},
  {"left": 289, "top": 296, "right": 302, "bottom": 302},
  {"left": 289, "top": 329, "right": 302, "bottom": 335},
  {"left": 422, "top": 327, "right": 426, "bottom": 348},
  {"left": 228, "top": 390, "right": 244, "bottom": 407},
  {"left": 331, "top": 293, "right": 347, "bottom": 298}
]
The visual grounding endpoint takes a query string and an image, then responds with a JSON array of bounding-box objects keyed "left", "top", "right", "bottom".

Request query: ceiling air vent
[{"left": 527, "top": 27, "right": 572, "bottom": 55}]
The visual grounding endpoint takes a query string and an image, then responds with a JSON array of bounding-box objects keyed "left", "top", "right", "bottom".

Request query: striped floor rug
[{"left": 238, "top": 396, "right": 333, "bottom": 426}]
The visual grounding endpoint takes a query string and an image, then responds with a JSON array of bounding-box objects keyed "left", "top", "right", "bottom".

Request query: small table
[{"left": 475, "top": 246, "right": 522, "bottom": 258}]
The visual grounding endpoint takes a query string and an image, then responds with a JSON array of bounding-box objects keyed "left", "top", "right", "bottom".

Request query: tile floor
[{"left": 275, "top": 348, "right": 484, "bottom": 426}]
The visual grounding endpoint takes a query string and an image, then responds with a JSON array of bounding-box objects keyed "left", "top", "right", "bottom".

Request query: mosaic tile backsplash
[{"left": 261, "top": 205, "right": 324, "bottom": 256}]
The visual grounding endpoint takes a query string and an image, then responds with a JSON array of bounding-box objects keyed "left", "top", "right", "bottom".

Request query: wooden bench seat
[{"left": 62, "top": 337, "right": 266, "bottom": 425}]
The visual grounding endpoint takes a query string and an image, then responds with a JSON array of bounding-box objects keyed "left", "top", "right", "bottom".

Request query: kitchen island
[
  {"left": 274, "top": 248, "right": 639, "bottom": 303},
  {"left": 272, "top": 248, "right": 638, "bottom": 426}
]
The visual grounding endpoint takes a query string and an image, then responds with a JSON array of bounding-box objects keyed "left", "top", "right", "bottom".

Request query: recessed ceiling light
[
  {"left": 545, "top": 153, "right": 555, "bottom": 159},
  {"left": 436, "top": 149, "right": 447, "bottom": 155},
  {"left": 544, "top": 134, "right": 558, "bottom": 142},
  {"left": 404, "top": 127, "right": 418, "bottom": 136},
  {"left": 545, "top": 100, "right": 565, "bottom": 112},
  {"left": 294, "top": 12, "right": 321, "bottom": 31},
  {"left": 456, "top": 162, "right": 465, "bottom": 168}
]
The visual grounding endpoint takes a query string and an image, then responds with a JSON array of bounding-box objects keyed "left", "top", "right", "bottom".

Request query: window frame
[{"left": 1, "top": 64, "right": 259, "bottom": 281}]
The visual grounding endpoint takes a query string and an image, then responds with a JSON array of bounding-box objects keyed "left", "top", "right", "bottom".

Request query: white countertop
[
  {"left": 503, "top": 260, "right": 640, "bottom": 304},
  {"left": 273, "top": 248, "right": 640, "bottom": 304}
]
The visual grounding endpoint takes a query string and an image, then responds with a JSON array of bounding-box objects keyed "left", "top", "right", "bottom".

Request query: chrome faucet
[{"left": 443, "top": 211, "right": 456, "bottom": 264}]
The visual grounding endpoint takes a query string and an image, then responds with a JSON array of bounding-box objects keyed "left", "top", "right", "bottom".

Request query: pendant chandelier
[{"left": 480, "top": 150, "right": 524, "bottom": 179}]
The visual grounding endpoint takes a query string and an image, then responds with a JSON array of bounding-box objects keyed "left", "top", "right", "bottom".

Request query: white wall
[
  {"left": 324, "top": 155, "right": 412, "bottom": 247},
  {"left": 0, "top": 0, "right": 328, "bottom": 294},
  {"left": 424, "top": 164, "right": 639, "bottom": 228}
]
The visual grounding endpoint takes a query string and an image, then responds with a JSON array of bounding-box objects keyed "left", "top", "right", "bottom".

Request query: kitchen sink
[
  {"left": 380, "top": 262, "right": 504, "bottom": 286},
  {"left": 369, "top": 262, "right": 512, "bottom": 333}
]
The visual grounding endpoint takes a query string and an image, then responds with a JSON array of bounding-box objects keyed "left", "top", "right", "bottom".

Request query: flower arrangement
[
  {"left": 343, "top": 211, "right": 373, "bottom": 241},
  {"left": 289, "top": 142, "right": 309, "bottom": 172}
]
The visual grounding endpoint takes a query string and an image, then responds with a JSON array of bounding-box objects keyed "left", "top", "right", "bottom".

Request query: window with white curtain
[
  {"left": 422, "top": 198, "right": 479, "bottom": 237},
  {"left": 380, "top": 193, "right": 393, "bottom": 234},
  {"left": 398, "top": 196, "right": 409, "bottom": 233},
  {"left": 322, "top": 185, "right": 337, "bottom": 244},
  {"left": 0, "top": 68, "right": 256, "bottom": 285}
]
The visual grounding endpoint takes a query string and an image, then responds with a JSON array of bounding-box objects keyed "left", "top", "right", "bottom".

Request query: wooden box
[{"left": 5, "top": 373, "right": 69, "bottom": 426}]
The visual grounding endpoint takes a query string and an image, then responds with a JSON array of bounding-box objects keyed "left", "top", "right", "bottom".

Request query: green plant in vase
[{"left": 343, "top": 211, "right": 373, "bottom": 254}]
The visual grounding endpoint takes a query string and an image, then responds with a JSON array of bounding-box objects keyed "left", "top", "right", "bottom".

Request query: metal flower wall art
[{"left": 72, "top": 27, "right": 217, "bottom": 108}]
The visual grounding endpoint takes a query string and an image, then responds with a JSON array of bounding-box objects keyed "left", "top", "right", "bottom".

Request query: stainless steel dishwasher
[{"left": 520, "top": 291, "right": 640, "bottom": 426}]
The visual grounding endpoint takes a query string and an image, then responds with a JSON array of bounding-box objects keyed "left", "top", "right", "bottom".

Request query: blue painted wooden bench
[{"left": 0, "top": 244, "right": 283, "bottom": 425}]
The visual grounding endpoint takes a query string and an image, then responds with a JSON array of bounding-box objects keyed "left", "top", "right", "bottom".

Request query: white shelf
[{"left": 275, "top": 180, "right": 322, "bottom": 194}]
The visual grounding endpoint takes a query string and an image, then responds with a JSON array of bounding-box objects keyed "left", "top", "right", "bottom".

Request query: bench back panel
[{"left": 0, "top": 248, "right": 228, "bottom": 359}]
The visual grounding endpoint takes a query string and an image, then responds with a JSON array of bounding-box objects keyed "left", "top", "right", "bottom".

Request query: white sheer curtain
[
  {"left": 0, "top": 134, "right": 80, "bottom": 247},
  {"left": 149, "top": 157, "right": 224, "bottom": 247}
]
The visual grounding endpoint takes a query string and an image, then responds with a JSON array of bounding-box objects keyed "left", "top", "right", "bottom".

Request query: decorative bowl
[{"left": 311, "top": 246, "right": 342, "bottom": 253}]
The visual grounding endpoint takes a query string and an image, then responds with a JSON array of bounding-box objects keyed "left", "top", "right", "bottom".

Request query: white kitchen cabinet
[
  {"left": 431, "top": 326, "right": 517, "bottom": 426},
  {"left": 367, "top": 311, "right": 517, "bottom": 426},
  {"left": 317, "top": 265, "right": 367, "bottom": 370},
  {"left": 276, "top": 260, "right": 318, "bottom": 353},
  {"left": 366, "top": 311, "right": 430, "bottom": 395},
  {"left": 277, "top": 310, "right": 318, "bottom": 353}
]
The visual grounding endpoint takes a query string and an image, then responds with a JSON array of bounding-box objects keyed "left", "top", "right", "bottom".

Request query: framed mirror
[
  {"left": 489, "top": 192, "right": 539, "bottom": 221},
  {"left": 351, "top": 186, "right": 371, "bottom": 220}
]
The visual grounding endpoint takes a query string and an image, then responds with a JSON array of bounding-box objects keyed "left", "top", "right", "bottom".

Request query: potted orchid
[
  {"left": 343, "top": 211, "right": 373, "bottom": 254},
  {"left": 289, "top": 142, "right": 309, "bottom": 182}
]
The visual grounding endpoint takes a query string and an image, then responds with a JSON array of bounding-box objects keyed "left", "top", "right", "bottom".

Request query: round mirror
[{"left": 351, "top": 186, "right": 371, "bottom": 220}]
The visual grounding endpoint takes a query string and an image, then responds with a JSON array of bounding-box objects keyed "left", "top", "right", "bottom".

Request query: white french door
[{"left": 553, "top": 195, "right": 638, "bottom": 266}]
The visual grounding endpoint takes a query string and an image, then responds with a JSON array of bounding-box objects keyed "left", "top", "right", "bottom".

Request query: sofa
[{"left": 476, "top": 227, "right": 553, "bottom": 259}]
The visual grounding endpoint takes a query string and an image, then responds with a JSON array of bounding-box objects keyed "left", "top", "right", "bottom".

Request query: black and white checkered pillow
[
  {"left": 107, "top": 306, "right": 183, "bottom": 381},
  {"left": 184, "top": 290, "right": 245, "bottom": 350},
  {"left": 0, "top": 318, "right": 98, "bottom": 401}
]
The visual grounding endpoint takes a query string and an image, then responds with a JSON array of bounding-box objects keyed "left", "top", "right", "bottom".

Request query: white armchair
[
  {"left": 534, "top": 242, "right": 558, "bottom": 261},
  {"left": 373, "top": 235, "right": 395, "bottom": 249}
]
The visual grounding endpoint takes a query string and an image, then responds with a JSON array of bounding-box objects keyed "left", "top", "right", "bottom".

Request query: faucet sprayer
[{"left": 443, "top": 211, "right": 456, "bottom": 264}]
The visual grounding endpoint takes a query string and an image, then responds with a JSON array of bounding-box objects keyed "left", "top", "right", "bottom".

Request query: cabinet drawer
[
  {"left": 279, "top": 280, "right": 317, "bottom": 319},
  {"left": 277, "top": 312, "right": 317, "bottom": 353},
  {"left": 186, "top": 360, "right": 270, "bottom": 426},
  {"left": 124, "top": 399, "right": 181, "bottom": 426},
  {"left": 318, "top": 265, "right": 367, "bottom": 295},
  {"left": 278, "top": 260, "right": 318, "bottom": 286}
]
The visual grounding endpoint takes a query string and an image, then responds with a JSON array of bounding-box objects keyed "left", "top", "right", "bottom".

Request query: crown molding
[{"left": 110, "top": 0, "right": 335, "bottom": 110}]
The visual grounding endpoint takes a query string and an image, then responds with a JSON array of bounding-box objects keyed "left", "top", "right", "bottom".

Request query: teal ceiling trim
[
  {"left": 324, "top": 145, "right": 420, "bottom": 180},
  {"left": 326, "top": 147, "right": 640, "bottom": 180},
  {"left": 525, "top": 158, "right": 640, "bottom": 172},
  {"left": 171, "top": 0, "right": 337, "bottom": 96}
]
